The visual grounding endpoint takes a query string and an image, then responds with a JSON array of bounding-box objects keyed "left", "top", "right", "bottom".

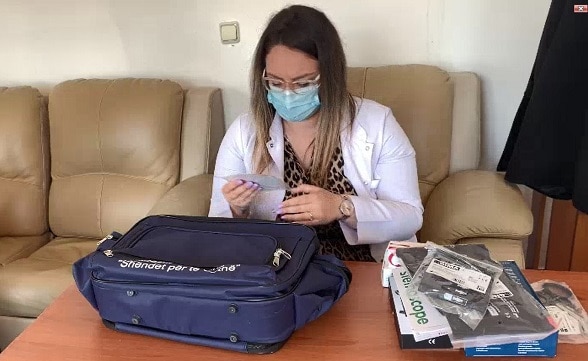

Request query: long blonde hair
[{"left": 250, "top": 5, "right": 356, "bottom": 188}]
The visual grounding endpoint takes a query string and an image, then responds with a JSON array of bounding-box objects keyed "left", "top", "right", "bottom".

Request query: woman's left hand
[{"left": 278, "top": 184, "right": 341, "bottom": 225}]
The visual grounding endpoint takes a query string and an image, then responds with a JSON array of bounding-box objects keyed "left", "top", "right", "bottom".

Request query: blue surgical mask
[{"left": 266, "top": 85, "right": 320, "bottom": 122}]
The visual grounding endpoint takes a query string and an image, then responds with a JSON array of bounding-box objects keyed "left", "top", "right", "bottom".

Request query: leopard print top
[{"left": 282, "top": 138, "right": 375, "bottom": 262}]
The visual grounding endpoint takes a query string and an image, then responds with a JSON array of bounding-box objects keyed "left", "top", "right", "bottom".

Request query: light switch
[{"left": 220, "top": 21, "right": 239, "bottom": 44}]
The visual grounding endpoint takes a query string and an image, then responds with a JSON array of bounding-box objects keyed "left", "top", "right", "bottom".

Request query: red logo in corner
[{"left": 574, "top": 4, "right": 588, "bottom": 12}]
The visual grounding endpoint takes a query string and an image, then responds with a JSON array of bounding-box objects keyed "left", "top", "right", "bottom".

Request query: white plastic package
[{"left": 532, "top": 279, "right": 588, "bottom": 344}]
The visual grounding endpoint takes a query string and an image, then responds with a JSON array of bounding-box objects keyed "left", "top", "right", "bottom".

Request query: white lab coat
[{"left": 208, "top": 98, "right": 423, "bottom": 261}]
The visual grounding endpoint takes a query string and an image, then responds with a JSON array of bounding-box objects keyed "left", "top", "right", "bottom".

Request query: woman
[{"left": 208, "top": 5, "right": 423, "bottom": 262}]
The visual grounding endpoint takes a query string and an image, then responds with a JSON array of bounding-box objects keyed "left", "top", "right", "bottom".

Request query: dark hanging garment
[{"left": 497, "top": 0, "right": 588, "bottom": 212}]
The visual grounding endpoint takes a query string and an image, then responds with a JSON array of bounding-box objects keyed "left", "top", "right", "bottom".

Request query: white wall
[{"left": 0, "top": 0, "right": 551, "bottom": 169}]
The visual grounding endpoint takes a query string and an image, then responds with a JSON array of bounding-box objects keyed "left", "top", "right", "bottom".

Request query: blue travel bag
[{"left": 72, "top": 215, "right": 351, "bottom": 353}]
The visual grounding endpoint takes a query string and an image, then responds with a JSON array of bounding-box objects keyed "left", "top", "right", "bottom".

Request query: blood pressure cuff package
[
  {"left": 72, "top": 215, "right": 351, "bottom": 354},
  {"left": 397, "top": 244, "right": 558, "bottom": 348}
]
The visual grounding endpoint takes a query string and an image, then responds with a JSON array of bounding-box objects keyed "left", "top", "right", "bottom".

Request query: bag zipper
[
  {"left": 97, "top": 231, "right": 123, "bottom": 246},
  {"left": 272, "top": 248, "right": 291, "bottom": 267},
  {"left": 102, "top": 247, "right": 292, "bottom": 269},
  {"left": 160, "top": 215, "right": 319, "bottom": 248},
  {"left": 114, "top": 226, "right": 158, "bottom": 249},
  {"left": 90, "top": 274, "right": 302, "bottom": 302},
  {"left": 100, "top": 214, "right": 318, "bottom": 250},
  {"left": 97, "top": 234, "right": 113, "bottom": 246}
]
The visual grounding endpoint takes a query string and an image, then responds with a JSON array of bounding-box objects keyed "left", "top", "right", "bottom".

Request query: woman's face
[{"left": 265, "top": 45, "right": 319, "bottom": 89}]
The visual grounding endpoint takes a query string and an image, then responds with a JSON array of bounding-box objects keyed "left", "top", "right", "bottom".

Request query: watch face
[{"left": 340, "top": 199, "right": 354, "bottom": 216}]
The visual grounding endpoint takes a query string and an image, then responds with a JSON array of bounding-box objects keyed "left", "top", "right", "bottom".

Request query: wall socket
[{"left": 219, "top": 21, "right": 239, "bottom": 44}]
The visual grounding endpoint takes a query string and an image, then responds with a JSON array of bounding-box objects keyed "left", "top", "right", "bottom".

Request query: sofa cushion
[
  {"left": 347, "top": 65, "right": 454, "bottom": 203},
  {"left": 48, "top": 79, "right": 184, "bottom": 238},
  {"left": 0, "top": 237, "right": 97, "bottom": 318},
  {"left": 456, "top": 237, "right": 525, "bottom": 269},
  {"left": 0, "top": 235, "right": 49, "bottom": 267}
]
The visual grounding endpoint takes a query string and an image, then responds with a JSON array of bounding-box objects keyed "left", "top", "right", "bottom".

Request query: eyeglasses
[{"left": 262, "top": 69, "right": 320, "bottom": 94}]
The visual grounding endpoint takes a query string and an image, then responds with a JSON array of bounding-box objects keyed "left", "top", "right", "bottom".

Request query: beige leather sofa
[
  {"left": 0, "top": 80, "right": 224, "bottom": 349},
  {"left": 0, "top": 65, "right": 532, "bottom": 349},
  {"left": 347, "top": 65, "right": 533, "bottom": 266}
]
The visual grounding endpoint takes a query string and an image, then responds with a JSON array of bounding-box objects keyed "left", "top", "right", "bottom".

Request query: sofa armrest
[
  {"left": 180, "top": 88, "right": 224, "bottom": 181},
  {"left": 420, "top": 170, "right": 533, "bottom": 245},
  {"left": 148, "top": 174, "right": 213, "bottom": 216}
]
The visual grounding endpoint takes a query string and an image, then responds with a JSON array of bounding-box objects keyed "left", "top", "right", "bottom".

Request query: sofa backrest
[
  {"left": 0, "top": 87, "right": 49, "bottom": 237},
  {"left": 347, "top": 65, "right": 481, "bottom": 203},
  {"left": 48, "top": 79, "right": 184, "bottom": 238}
]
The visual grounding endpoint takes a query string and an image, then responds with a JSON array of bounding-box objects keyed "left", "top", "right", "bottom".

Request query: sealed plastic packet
[
  {"left": 448, "top": 264, "right": 558, "bottom": 348},
  {"left": 532, "top": 280, "right": 588, "bottom": 344},
  {"left": 407, "top": 242, "right": 503, "bottom": 329},
  {"left": 222, "top": 174, "right": 289, "bottom": 191}
]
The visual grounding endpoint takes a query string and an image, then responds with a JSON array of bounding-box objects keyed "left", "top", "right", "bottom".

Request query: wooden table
[{"left": 1, "top": 262, "right": 587, "bottom": 360}]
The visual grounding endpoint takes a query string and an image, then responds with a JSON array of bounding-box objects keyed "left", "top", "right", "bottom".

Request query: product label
[
  {"left": 546, "top": 305, "right": 582, "bottom": 335},
  {"left": 491, "top": 279, "right": 514, "bottom": 299},
  {"left": 392, "top": 265, "right": 451, "bottom": 342},
  {"left": 426, "top": 258, "right": 492, "bottom": 294},
  {"left": 487, "top": 304, "right": 499, "bottom": 317}
]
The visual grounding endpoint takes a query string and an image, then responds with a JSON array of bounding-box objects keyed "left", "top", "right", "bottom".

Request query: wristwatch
[{"left": 338, "top": 195, "right": 355, "bottom": 219}]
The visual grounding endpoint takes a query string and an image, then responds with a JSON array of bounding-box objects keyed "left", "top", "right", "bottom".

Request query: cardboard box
[{"left": 464, "top": 333, "right": 558, "bottom": 357}]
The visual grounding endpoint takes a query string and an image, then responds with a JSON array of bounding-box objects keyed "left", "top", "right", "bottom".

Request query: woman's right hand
[{"left": 221, "top": 179, "right": 261, "bottom": 218}]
